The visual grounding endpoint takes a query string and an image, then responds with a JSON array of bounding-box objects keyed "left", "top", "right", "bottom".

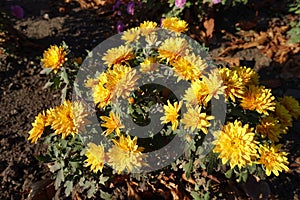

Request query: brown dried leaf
[
  {"left": 214, "top": 57, "right": 240, "bottom": 66},
  {"left": 127, "top": 182, "right": 142, "bottom": 200},
  {"left": 203, "top": 18, "right": 214, "bottom": 39}
]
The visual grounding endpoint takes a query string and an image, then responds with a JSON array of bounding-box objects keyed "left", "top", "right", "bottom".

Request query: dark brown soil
[{"left": 0, "top": 0, "right": 299, "bottom": 199}]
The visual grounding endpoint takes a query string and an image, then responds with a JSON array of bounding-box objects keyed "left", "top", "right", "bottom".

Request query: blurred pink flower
[
  {"left": 11, "top": 5, "right": 24, "bottom": 19},
  {"left": 175, "top": 0, "right": 186, "bottom": 8},
  {"left": 127, "top": 2, "right": 135, "bottom": 15},
  {"left": 116, "top": 20, "right": 124, "bottom": 33},
  {"left": 212, "top": 0, "right": 221, "bottom": 4}
]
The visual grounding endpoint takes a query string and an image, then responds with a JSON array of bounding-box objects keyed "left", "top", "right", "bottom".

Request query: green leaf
[
  {"left": 248, "top": 164, "right": 256, "bottom": 174},
  {"left": 64, "top": 180, "right": 73, "bottom": 197},
  {"left": 61, "top": 69, "right": 69, "bottom": 84},
  {"left": 49, "top": 161, "right": 61, "bottom": 173},
  {"left": 61, "top": 86, "right": 68, "bottom": 102},
  {"left": 99, "top": 174, "right": 109, "bottom": 186},
  {"left": 100, "top": 191, "right": 112, "bottom": 200},
  {"left": 43, "top": 81, "right": 54, "bottom": 89},
  {"left": 190, "top": 191, "right": 201, "bottom": 200},
  {"left": 225, "top": 168, "right": 233, "bottom": 179},
  {"left": 55, "top": 169, "right": 65, "bottom": 189},
  {"left": 40, "top": 67, "right": 53, "bottom": 74},
  {"left": 87, "top": 183, "right": 96, "bottom": 198},
  {"left": 184, "top": 160, "right": 193, "bottom": 179}
]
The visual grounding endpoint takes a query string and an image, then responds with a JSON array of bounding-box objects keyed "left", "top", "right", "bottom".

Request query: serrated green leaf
[
  {"left": 61, "top": 69, "right": 69, "bottom": 84},
  {"left": 49, "top": 161, "right": 61, "bottom": 173},
  {"left": 64, "top": 180, "right": 73, "bottom": 197},
  {"left": 87, "top": 183, "right": 96, "bottom": 198},
  {"left": 190, "top": 191, "right": 201, "bottom": 200},
  {"left": 99, "top": 174, "right": 109, "bottom": 186},
  {"left": 55, "top": 169, "right": 65, "bottom": 189},
  {"left": 184, "top": 160, "right": 193, "bottom": 179},
  {"left": 61, "top": 86, "right": 68, "bottom": 102},
  {"left": 100, "top": 191, "right": 112, "bottom": 200}
]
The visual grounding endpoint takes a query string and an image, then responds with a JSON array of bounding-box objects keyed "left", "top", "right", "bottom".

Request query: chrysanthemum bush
[{"left": 28, "top": 17, "right": 300, "bottom": 199}]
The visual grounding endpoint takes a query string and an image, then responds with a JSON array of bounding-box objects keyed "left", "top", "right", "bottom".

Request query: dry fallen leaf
[{"left": 204, "top": 18, "right": 215, "bottom": 39}]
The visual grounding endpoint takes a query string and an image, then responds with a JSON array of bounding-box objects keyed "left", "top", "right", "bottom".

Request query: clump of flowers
[{"left": 28, "top": 17, "right": 300, "bottom": 199}]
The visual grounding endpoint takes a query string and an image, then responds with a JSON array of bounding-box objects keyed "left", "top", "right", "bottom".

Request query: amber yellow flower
[
  {"left": 105, "top": 64, "right": 132, "bottom": 92},
  {"left": 181, "top": 105, "right": 214, "bottom": 134},
  {"left": 233, "top": 66, "right": 260, "bottom": 86},
  {"left": 171, "top": 53, "right": 207, "bottom": 81},
  {"left": 158, "top": 37, "right": 188, "bottom": 64},
  {"left": 28, "top": 112, "right": 47, "bottom": 143},
  {"left": 183, "top": 79, "right": 209, "bottom": 106},
  {"left": 161, "top": 17, "right": 188, "bottom": 33},
  {"left": 100, "top": 111, "right": 124, "bottom": 136},
  {"left": 279, "top": 96, "right": 300, "bottom": 119},
  {"left": 41, "top": 45, "right": 67, "bottom": 73},
  {"left": 140, "top": 57, "right": 158, "bottom": 73},
  {"left": 46, "top": 100, "right": 89, "bottom": 139},
  {"left": 257, "top": 144, "right": 289, "bottom": 176},
  {"left": 213, "top": 120, "right": 258, "bottom": 169},
  {"left": 202, "top": 70, "right": 226, "bottom": 101},
  {"left": 256, "top": 116, "right": 282, "bottom": 142},
  {"left": 273, "top": 102, "right": 293, "bottom": 129},
  {"left": 160, "top": 100, "right": 183, "bottom": 130},
  {"left": 112, "top": 68, "right": 140, "bottom": 99},
  {"left": 121, "top": 27, "right": 140, "bottom": 44},
  {"left": 140, "top": 21, "right": 157, "bottom": 36},
  {"left": 85, "top": 143, "right": 105, "bottom": 173},
  {"left": 219, "top": 67, "right": 245, "bottom": 102},
  {"left": 102, "top": 45, "right": 135, "bottom": 67},
  {"left": 92, "top": 83, "right": 111, "bottom": 109},
  {"left": 107, "top": 135, "right": 145, "bottom": 174},
  {"left": 240, "top": 85, "right": 275, "bottom": 115}
]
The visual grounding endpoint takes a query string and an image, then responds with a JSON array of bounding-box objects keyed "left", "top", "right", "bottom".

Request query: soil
[{"left": 0, "top": 0, "right": 299, "bottom": 199}]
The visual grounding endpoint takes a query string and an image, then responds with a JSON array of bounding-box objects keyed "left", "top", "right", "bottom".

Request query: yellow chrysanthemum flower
[
  {"left": 183, "top": 79, "right": 209, "bottom": 106},
  {"left": 158, "top": 37, "right": 188, "bottom": 64},
  {"left": 112, "top": 68, "right": 140, "bottom": 99},
  {"left": 279, "top": 96, "right": 300, "bottom": 119},
  {"left": 273, "top": 102, "right": 293, "bottom": 130},
  {"left": 219, "top": 67, "right": 245, "bottom": 102},
  {"left": 233, "top": 66, "right": 260, "bottom": 86},
  {"left": 256, "top": 116, "right": 282, "bottom": 142},
  {"left": 213, "top": 120, "right": 258, "bottom": 169},
  {"left": 85, "top": 143, "right": 105, "bottom": 173},
  {"left": 202, "top": 70, "right": 226, "bottom": 101},
  {"left": 140, "top": 57, "right": 158, "bottom": 73},
  {"left": 100, "top": 111, "right": 124, "bottom": 136},
  {"left": 46, "top": 100, "right": 89, "bottom": 139},
  {"left": 105, "top": 64, "right": 132, "bottom": 92},
  {"left": 102, "top": 45, "right": 135, "bottom": 67},
  {"left": 140, "top": 21, "right": 157, "bottom": 36},
  {"left": 107, "top": 135, "right": 145, "bottom": 174},
  {"left": 121, "top": 27, "right": 140, "bottom": 44},
  {"left": 93, "top": 83, "right": 111, "bottom": 109},
  {"left": 161, "top": 17, "right": 188, "bottom": 33},
  {"left": 181, "top": 105, "right": 214, "bottom": 134},
  {"left": 240, "top": 85, "right": 275, "bottom": 115},
  {"left": 171, "top": 53, "right": 207, "bottom": 81},
  {"left": 160, "top": 100, "right": 183, "bottom": 130},
  {"left": 41, "top": 45, "right": 67, "bottom": 73},
  {"left": 28, "top": 112, "right": 47, "bottom": 143},
  {"left": 257, "top": 144, "right": 289, "bottom": 176}
]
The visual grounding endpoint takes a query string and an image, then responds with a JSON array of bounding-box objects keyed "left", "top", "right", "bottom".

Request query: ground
[{"left": 0, "top": 0, "right": 300, "bottom": 199}]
